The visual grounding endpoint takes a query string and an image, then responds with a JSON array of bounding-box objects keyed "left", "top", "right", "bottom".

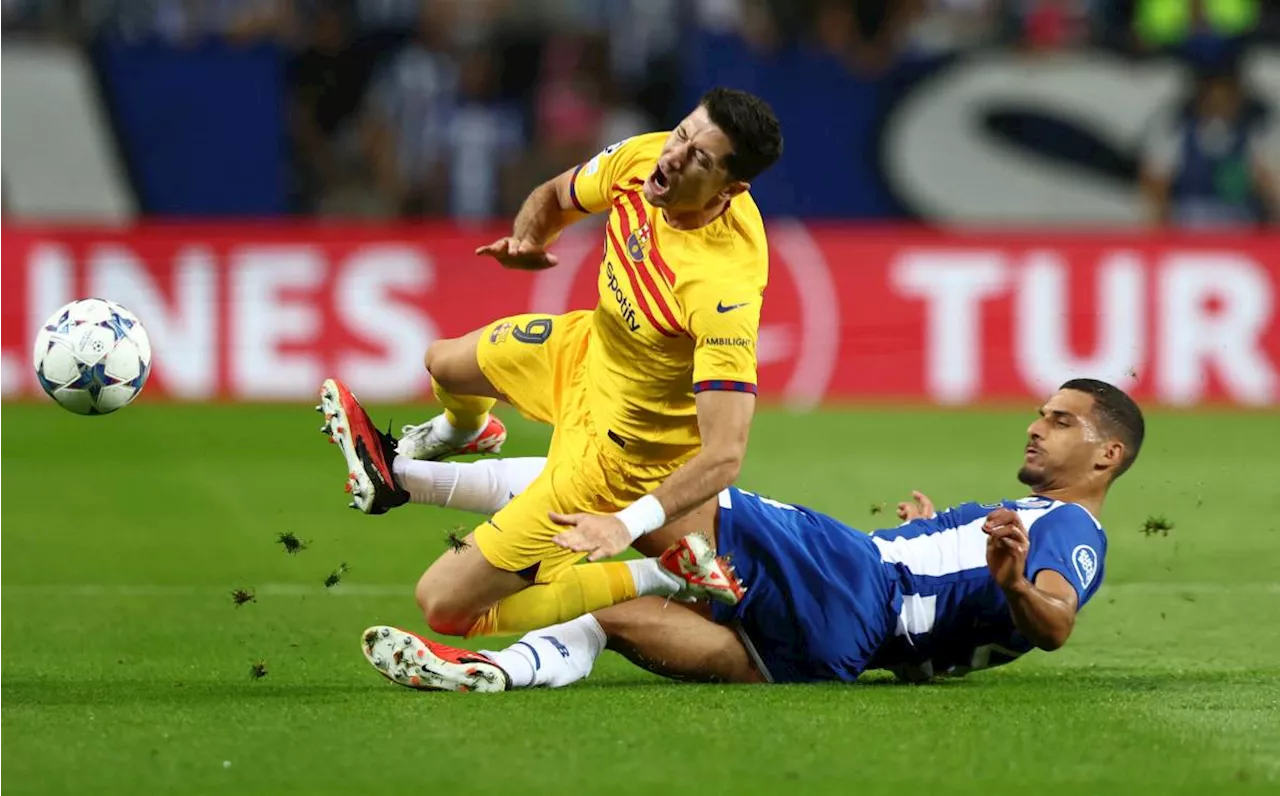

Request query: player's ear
[
  {"left": 1095, "top": 439, "right": 1125, "bottom": 474},
  {"left": 721, "top": 180, "right": 750, "bottom": 200}
]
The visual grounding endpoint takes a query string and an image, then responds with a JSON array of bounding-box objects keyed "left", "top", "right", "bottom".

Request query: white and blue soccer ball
[{"left": 33, "top": 298, "right": 152, "bottom": 415}]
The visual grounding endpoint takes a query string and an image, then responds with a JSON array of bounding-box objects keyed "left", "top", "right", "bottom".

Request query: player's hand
[
  {"left": 550, "top": 512, "right": 631, "bottom": 562},
  {"left": 474, "top": 237, "right": 559, "bottom": 270},
  {"left": 896, "top": 490, "right": 936, "bottom": 522},
  {"left": 983, "top": 508, "right": 1030, "bottom": 591}
]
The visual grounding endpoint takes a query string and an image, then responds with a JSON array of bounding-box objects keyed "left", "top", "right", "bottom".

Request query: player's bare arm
[
  {"left": 984, "top": 507, "right": 1077, "bottom": 651},
  {"left": 651, "top": 389, "right": 753, "bottom": 520},
  {"left": 474, "top": 167, "right": 590, "bottom": 271},
  {"left": 552, "top": 390, "right": 754, "bottom": 561}
]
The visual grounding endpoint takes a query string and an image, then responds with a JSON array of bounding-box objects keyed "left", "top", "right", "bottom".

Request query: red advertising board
[{"left": 3, "top": 223, "right": 1277, "bottom": 407}]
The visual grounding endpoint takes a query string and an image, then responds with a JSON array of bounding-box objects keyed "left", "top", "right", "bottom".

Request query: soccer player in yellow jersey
[{"left": 319, "top": 87, "right": 784, "bottom": 646}]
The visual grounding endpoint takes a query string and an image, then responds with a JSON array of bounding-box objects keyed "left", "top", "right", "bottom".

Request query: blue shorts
[{"left": 710, "top": 487, "right": 897, "bottom": 683}]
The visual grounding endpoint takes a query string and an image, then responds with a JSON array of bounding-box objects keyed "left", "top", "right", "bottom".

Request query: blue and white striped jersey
[
  {"left": 867, "top": 497, "right": 1107, "bottom": 678},
  {"left": 711, "top": 488, "right": 1108, "bottom": 683}
]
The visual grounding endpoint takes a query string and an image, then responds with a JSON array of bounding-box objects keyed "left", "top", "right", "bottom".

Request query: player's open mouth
[
  {"left": 1024, "top": 445, "right": 1040, "bottom": 459},
  {"left": 650, "top": 165, "right": 671, "bottom": 195}
]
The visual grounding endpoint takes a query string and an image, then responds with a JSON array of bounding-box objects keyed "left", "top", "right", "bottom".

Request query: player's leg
[
  {"left": 427, "top": 325, "right": 501, "bottom": 436},
  {"left": 398, "top": 313, "right": 585, "bottom": 461},
  {"left": 395, "top": 325, "right": 507, "bottom": 460},
  {"left": 452, "top": 528, "right": 743, "bottom": 637},
  {"left": 409, "top": 450, "right": 647, "bottom": 636},
  {"left": 478, "top": 597, "right": 762, "bottom": 687},
  {"left": 393, "top": 456, "right": 546, "bottom": 514},
  {"left": 446, "top": 433, "right": 741, "bottom": 637},
  {"left": 413, "top": 404, "right": 647, "bottom": 636},
  {"left": 321, "top": 315, "right": 576, "bottom": 514},
  {"left": 361, "top": 598, "right": 763, "bottom": 692},
  {"left": 411, "top": 539, "right": 531, "bottom": 635},
  {"left": 411, "top": 461, "right": 742, "bottom": 639},
  {"left": 598, "top": 597, "right": 765, "bottom": 683},
  {"left": 321, "top": 377, "right": 506, "bottom": 514},
  {"left": 391, "top": 452, "right": 721, "bottom": 555},
  {"left": 416, "top": 554, "right": 679, "bottom": 638},
  {"left": 423, "top": 326, "right": 503, "bottom": 399}
]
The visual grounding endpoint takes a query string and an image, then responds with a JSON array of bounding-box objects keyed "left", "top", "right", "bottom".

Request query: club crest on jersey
[
  {"left": 489, "top": 321, "right": 513, "bottom": 344},
  {"left": 627, "top": 223, "right": 652, "bottom": 262},
  {"left": 1072, "top": 544, "right": 1099, "bottom": 590}
]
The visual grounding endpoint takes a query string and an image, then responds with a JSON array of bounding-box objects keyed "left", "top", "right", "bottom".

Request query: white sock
[
  {"left": 482, "top": 614, "right": 607, "bottom": 689},
  {"left": 626, "top": 557, "right": 682, "bottom": 597},
  {"left": 437, "top": 413, "right": 485, "bottom": 445},
  {"left": 391, "top": 457, "right": 547, "bottom": 514}
]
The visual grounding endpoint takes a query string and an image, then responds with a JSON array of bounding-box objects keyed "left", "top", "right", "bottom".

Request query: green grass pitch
[{"left": 3, "top": 401, "right": 1279, "bottom": 794}]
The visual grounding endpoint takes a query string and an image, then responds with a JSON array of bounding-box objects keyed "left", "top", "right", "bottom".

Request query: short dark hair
[
  {"left": 698, "top": 87, "right": 783, "bottom": 183},
  {"left": 1060, "top": 378, "right": 1145, "bottom": 479}
]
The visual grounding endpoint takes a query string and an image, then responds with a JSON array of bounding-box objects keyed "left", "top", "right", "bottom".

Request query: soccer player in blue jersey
[{"left": 359, "top": 378, "right": 1143, "bottom": 691}]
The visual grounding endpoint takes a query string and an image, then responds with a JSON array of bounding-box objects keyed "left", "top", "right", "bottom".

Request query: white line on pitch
[
  {"left": 0, "top": 583, "right": 410, "bottom": 597},
  {"left": 1, "top": 582, "right": 1278, "bottom": 598}
]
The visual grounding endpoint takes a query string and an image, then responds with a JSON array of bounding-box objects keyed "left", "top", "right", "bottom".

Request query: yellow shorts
[{"left": 472, "top": 311, "right": 688, "bottom": 583}]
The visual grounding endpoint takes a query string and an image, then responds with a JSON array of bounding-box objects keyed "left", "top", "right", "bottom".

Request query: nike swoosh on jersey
[{"left": 716, "top": 301, "right": 750, "bottom": 313}]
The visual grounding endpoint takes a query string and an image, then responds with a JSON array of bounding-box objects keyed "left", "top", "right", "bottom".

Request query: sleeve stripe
[
  {"left": 568, "top": 164, "right": 590, "bottom": 214},
  {"left": 694, "top": 380, "right": 758, "bottom": 395}
]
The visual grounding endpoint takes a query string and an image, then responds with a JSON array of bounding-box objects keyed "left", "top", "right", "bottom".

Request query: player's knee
[
  {"left": 423, "top": 338, "right": 454, "bottom": 381},
  {"left": 416, "top": 596, "right": 472, "bottom": 637},
  {"left": 595, "top": 599, "right": 660, "bottom": 646},
  {"left": 423, "top": 610, "right": 473, "bottom": 637},
  {"left": 424, "top": 336, "right": 484, "bottom": 395},
  {"left": 415, "top": 577, "right": 478, "bottom": 636}
]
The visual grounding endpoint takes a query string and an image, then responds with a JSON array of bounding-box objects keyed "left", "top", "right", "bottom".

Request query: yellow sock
[
  {"left": 432, "top": 378, "right": 496, "bottom": 432},
  {"left": 466, "top": 562, "right": 636, "bottom": 637}
]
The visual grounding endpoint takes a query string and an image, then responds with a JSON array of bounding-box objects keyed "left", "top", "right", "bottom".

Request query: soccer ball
[{"left": 33, "top": 298, "right": 152, "bottom": 415}]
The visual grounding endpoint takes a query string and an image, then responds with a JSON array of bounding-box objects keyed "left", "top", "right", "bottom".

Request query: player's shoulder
[
  {"left": 672, "top": 202, "right": 769, "bottom": 300},
  {"left": 1020, "top": 499, "right": 1101, "bottom": 531},
  {"left": 936, "top": 497, "right": 1098, "bottom": 531},
  {"left": 1024, "top": 501, "right": 1106, "bottom": 598},
  {"left": 584, "top": 132, "right": 666, "bottom": 178},
  {"left": 623, "top": 131, "right": 669, "bottom": 155},
  {"left": 1023, "top": 500, "right": 1107, "bottom": 559},
  {"left": 726, "top": 188, "right": 765, "bottom": 228},
  {"left": 607, "top": 131, "right": 667, "bottom": 164},
  {"left": 718, "top": 193, "right": 768, "bottom": 257}
]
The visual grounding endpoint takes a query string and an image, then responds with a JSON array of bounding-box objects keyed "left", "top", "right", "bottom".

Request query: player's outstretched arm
[
  {"left": 474, "top": 167, "right": 591, "bottom": 271},
  {"left": 983, "top": 508, "right": 1078, "bottom": 651}
]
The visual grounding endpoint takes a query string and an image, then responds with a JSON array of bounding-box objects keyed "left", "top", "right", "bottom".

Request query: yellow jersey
[{"left": 567, "top": 132, "right": 769, "bottom": 458}]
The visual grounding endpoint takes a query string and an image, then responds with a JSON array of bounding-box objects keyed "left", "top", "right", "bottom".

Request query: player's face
[
  {"left": 1017, "top": 389, "right": 1119, "bottom": 491},
  {"left": 643, "top": 106, "right": 748, "bottom": 211}
]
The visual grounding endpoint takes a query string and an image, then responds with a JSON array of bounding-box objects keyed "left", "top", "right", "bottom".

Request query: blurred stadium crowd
[{"left": 4, "top": 0, "right": 1279, "bottom": 224}]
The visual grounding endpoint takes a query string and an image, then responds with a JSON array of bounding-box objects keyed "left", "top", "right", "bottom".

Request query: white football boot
[
  {"left": 395, "top": 413, "right": 507, "bottom": 461},
  {"left": 360, "top": 626, "right": 510, "bottom": 693}
]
